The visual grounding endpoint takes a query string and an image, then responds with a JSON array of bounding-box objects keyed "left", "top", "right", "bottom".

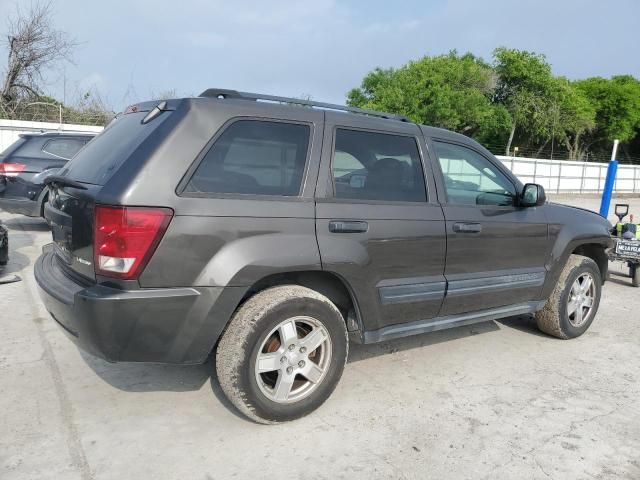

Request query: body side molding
[{"left": 363, "top": 301, "right": 546, "bottom": 344}]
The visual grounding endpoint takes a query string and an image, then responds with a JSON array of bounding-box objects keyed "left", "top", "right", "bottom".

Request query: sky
[{"left": 1, "top": 0, "right": 639, "bottom": 110}]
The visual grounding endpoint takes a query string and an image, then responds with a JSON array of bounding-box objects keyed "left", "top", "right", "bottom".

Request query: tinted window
[
  {"left": 332, "top": 129, "right": 426, "bottom": 202},
  {"left": 61, "top": 111, "right": 170, "bottom": 185},
  {"left": 42, "top": 138, "right": 87, "bottom": 160},
  {"left": 434, "top": 141, "right": 516, "bottom": 206},
  {"left": 185, "top": 120, "right": 310, "bottom": 196},
  {"left": 0, "top": 137, "right": 26, "bottom": 157}
]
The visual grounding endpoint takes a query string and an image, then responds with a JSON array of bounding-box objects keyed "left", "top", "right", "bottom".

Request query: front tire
[
  {"left": 630, "top": 263, "right": 640, "bottom": 287},
  {"left": 535, "top": 254, "right": 601, "bottom": 339},
  {"left": 216, "top": 285, "right": 348, "bottom": 424}
]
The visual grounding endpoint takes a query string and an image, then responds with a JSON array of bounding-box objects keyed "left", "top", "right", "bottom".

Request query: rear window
[
  {"left": 0, "top": 137, "right": 26, "bottom": 157},
  {"left": 184, "top": 120, "right": 310, "bottom": 196},
  {"left": 42, "top": 138, "right": 88, "bottom": 160},
  {"left": 60, "top": 112, "right": 169, "bottom": 185}
]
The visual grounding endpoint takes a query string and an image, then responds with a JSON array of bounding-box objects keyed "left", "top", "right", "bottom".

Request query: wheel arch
[
  {"left": 571, "top": 243, "right": 608, "bottom": 283},
  {"left": 207, "top": 270, "right": 364, "bottom": 359},
  {"left": 239, "top": 270, "right": 364, "bottom": 336}
]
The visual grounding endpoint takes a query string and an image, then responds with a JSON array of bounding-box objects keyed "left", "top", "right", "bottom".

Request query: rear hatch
[{"left": 44, "top": 103, "right": 175, "bottom": 282}]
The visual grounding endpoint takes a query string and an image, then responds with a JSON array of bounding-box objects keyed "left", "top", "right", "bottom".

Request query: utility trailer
[{"left": 609, "top": 204, "right": 640, "bottom": 287}]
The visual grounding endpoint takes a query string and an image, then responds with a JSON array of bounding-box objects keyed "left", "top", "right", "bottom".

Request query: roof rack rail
[{"left": 199, "top": 88, "right": 410, "bottom": 122}]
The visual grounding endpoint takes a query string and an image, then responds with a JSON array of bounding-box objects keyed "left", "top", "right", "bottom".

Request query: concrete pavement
[{"left": 1, "top": 197, "right": 639, "bottom": 480}]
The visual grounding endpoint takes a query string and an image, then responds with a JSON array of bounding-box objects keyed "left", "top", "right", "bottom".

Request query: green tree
[
  {"left": 552, "top": 79, "right": 596, "bottom": 160},
  {"left": 575, "top": 75, "right": 640, "bottom": 155},
  {"left": 492, "top": 47, "right": 556, "bottom": 155},
  {"left": 347, "top": 48, "right": 640, "bottom": 162},
  {"left": 347, "top": 51, "right": 511, "bottom": 142}
]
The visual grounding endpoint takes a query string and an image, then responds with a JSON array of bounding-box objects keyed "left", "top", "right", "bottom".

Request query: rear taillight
[
  {"left": 94, "top": 205, "right": 173, "bottom": 280},
  {"left": 0, "top": 163, "right": 26, "bottom": 177}
]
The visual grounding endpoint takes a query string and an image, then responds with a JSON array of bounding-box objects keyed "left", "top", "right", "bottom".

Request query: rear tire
[
  {"left": 0, "top": 225, "right": 8, "bottom": 266},
  {"left": 631, "top": 264, "right": 640, "bottom": 287},
  {"left": 40, "top": 193, "right": 49, "bottom": 218},
  {"left": 535, "top": 254, "right": 601, "bottom": 339},
  {"left": 216, "top": 285, "right": 348, "bottom": 424}
]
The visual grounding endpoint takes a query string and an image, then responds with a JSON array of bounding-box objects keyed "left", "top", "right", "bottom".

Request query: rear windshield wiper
[{"left": 44, "top": 175, "right": 88, "bottom": 190}]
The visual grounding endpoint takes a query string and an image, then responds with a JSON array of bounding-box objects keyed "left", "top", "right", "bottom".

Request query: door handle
[
  {"left": 453, "top": 222, "right": 482, "bottom": 233},
  {"left": 329, "top": 220, "right": 369, "bottom": 233}
]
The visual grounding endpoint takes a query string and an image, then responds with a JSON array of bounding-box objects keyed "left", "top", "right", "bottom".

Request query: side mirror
[{"left": 520, "top": 183, "right": 546, "bottom": 207}]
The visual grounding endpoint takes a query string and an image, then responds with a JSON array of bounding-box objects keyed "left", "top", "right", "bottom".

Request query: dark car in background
[{"left": 0, "top": 132, "right": 96, "bottom": 217}]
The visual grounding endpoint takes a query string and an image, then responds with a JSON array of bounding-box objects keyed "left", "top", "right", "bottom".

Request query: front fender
[{"left": 541, "top": 204, "right": 613, "bottom": 299}]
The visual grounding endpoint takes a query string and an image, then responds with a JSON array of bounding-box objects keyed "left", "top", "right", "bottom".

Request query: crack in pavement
[{"left": 15, "top": 220, "right": 93, "bottom": 480}]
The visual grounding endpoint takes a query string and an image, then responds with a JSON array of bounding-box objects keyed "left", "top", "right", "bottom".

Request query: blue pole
[{"left": 599, "top": 139, "right": 620, "bottom": 218}]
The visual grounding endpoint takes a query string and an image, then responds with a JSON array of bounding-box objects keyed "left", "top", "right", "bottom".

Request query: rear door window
[
  {"left": 42, "top": 138, "right": 87, "bottom": 160},
  {"left": 184, "top": 120, "right": 310, "bottom": 196},
  {"left": 332, "top": 128, "right": 427, "bottom": 202}
]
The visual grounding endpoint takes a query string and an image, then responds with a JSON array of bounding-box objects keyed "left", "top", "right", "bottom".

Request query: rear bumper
[
  {"left": 34, "top": 245, "right": 243, "bottom": 364},
  {"left": 0, "top": 196, "right": 40, "bottom": 216}
]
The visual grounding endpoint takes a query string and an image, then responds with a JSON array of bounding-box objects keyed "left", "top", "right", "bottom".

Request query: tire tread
[{"left": 535, "top": 254, "right": 599, "bottom": 339}]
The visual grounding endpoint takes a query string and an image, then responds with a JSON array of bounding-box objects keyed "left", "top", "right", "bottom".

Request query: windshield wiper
[{"left": 44, "top": 175, "right": 88, "bottom": 190}]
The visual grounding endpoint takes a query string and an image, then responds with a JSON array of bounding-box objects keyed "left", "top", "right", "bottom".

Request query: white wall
[
  {"left": 497, "top": 156, "right": 640, "bottom": 194},
  {"left": 0, "top": 119, "right": 103, "bottom": 152}
]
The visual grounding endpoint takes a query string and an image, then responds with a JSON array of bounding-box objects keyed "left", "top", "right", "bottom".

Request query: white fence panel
[
  {"left": 496, "top": 155, "right": 640, "bottom": 194},
  {"left": 2, "top": 121, "right": 639, "bottom": 195},
  {"left": 0, "top": 119, "right": 103, "bottom": 152}
]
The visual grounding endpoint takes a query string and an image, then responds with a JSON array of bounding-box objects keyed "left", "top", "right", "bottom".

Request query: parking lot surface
[{"left": 1, "top": 196, "right": 639, "bottom": 480}]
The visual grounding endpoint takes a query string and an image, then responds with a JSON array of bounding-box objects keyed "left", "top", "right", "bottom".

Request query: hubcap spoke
[
  {"left": 273, "top": 372, "right": 296, "bottom": 401},
  {"left": 299, "top": 327, "right": 328, "bottom": 353},
  {"left": 567, "top": 299, "right": 579, "bottom": 315},
  {"left": 574, "top": 303, "right": 584, "bottom": 324},
  {"left": 278, "top": 320, "right": 298, "bottom": 346},
  {"left": 301, "top": 362, "right": 324, "bottom": 384},
  {"left": 583, "top": 296, "right": 594, "bottom": 308},
  {"left": 571, "top": 280, "right": 581, "bottom": 297},
  {"left": 257, "top": 351, "right": 282, "bottom": 373},
  {"left": 581, "top": 276, "right": 592, "bottom": 294}
]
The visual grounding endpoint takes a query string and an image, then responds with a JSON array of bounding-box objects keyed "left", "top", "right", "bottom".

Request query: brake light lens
[
  {"left": 0, "top": 163, "right": 26, "bottom": 177},
  {"left": 94, "top": 205, "right": 173, "bottom": 280}
]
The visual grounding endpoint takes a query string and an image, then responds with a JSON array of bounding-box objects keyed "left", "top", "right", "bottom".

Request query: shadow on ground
[
  {"left": 2, "top": 217, "right": 50, "bottom": 232},
  {"left": 495, "top": 313, "right": 550, "bottom": 338},
  {"left": 81, "top": 317, "right": 519, "bottom": 392},
  {"left": 80, "top": 349, "right": 212, "bottom": 393},
  {"left": 80, "top": 351, "right": 266, "bottom": 420},
  {"left": 74, "top": 314, "right": 538, "bottom": 421},
  {"left": 0, "top": 249, "right": 30, "bottom": 276}
]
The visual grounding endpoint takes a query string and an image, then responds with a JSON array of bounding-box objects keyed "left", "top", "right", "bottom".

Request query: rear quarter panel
[{"left": 129, "top": 99, "right": 326, "bottom": 289}]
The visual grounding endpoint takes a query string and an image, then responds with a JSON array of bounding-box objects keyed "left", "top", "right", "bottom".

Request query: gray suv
[{"left": 35, "top": 89, "right": 613, "bottom": 424}]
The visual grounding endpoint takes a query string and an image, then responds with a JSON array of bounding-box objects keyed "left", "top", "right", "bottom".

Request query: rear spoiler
[
  {"left": 120, "top": 99, "right": 180, "bottom": 126},
  {"left": 123, "top": 99, "right": 180, "bottom": 114}
]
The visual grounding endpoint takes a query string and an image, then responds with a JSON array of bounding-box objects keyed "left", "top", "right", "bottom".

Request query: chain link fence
[{"left": 0, "top": 101, "right": 113, "bottom": 127}]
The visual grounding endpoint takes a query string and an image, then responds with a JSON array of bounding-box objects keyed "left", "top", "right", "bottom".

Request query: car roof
[{"left": 189, "top": 90, "right": 482, "bottom": 144}]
